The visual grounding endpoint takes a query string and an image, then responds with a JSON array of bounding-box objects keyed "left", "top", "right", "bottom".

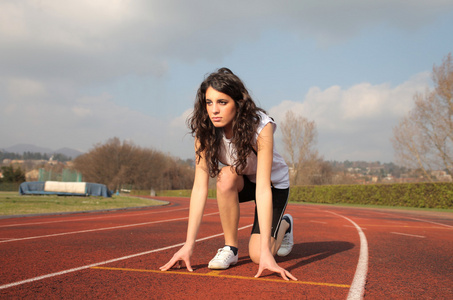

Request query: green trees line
[{"left": 0, "top": 151, "right": 72, "bottom": 162}]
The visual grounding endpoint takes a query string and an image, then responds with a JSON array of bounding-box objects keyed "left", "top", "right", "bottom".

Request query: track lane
[
  {"left": 1, "top": 199, "right": 360, "bottom": 299},
  {"left": 306, "top": 205, "right": 453, "bottom": 299},
  {"left": 1, "top": 199, "right": 451, "bottom": 298},
  {"left": 0, "top": 198, "right": 244, "bottom": 286}
]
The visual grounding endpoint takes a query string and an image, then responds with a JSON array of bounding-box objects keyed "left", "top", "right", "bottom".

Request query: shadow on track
[{"left": 278, "top": 241, "right": 355, "bottom": 272}]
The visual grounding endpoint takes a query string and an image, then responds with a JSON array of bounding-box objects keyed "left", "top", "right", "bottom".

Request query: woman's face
[{"left": 205, "top": 86, "right": 237, "bottom": 138}]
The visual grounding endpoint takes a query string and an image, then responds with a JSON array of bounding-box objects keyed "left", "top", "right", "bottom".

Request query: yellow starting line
[{"left": 91, "top": 266, "right": 350, "bottom": 288}]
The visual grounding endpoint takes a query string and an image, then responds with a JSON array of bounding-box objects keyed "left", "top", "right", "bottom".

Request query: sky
[{"left": 1, "top": 0, "right": 452, "bottom": 163}]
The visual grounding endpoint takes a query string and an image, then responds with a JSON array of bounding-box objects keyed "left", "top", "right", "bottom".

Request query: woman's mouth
[{"left": 212, "top": 117, "right": 222, "bottom": 122}]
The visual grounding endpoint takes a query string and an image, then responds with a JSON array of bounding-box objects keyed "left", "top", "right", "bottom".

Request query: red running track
[{"left": 0, "top": 197, "right": 452, "bottom": 299}]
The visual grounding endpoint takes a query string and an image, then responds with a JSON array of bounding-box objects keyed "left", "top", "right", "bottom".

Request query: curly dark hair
[{"left": 188, "top": 68, "right": 266, "bottom": 178}]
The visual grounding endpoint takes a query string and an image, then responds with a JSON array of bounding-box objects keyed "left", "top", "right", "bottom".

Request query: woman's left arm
[{"left": 254, "top": 123, "right": 297, "bottom": 281}]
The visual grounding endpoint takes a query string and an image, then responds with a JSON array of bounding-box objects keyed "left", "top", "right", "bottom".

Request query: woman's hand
[
  {"left": 159, "top": 244, "right": 194, "bottom": 272},
  {"left": 254, "top": 250, "right": 297, "bottom": 281}
]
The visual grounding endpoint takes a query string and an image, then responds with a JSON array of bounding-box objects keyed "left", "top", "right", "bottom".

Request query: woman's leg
[
  {"left": 248, "top": 219, "right": 290, "bottom": 264},
  {"left": 216, "top": 166, "right": 244, "bottom": 247},
  {"left": 274, "top": 218, "right": 290, "bottom": 253}
]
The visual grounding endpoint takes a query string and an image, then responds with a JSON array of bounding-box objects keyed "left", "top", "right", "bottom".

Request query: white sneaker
[
  {"left": 277, "top": 214, "right": 294, "bottom": 257},
  {"left": 208, "top": 246, "right": 238, "bottom": 269}
]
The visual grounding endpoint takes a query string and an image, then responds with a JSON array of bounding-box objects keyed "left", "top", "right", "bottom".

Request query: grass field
[
  {"left": 0, "top": 192, "right": 167, "bottom": 216},
  {"left": 2, "top": 191, "right": 451, "bottom": 218}
]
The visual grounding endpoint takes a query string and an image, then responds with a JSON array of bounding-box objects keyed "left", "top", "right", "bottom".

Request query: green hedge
[
  {"left": 133, "top": 182, "right": 453, "bottom": 209},
  {"left": 289, "top": 182, "right": 453, "bottom": 209},
  {"left": 0, "top": 182, "right": 22, "bottom": 192}
]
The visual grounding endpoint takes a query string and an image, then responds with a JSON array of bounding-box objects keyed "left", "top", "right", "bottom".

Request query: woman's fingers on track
[
  {"left": 186, "top": 263, "right": 193, "bottom": 272},
  {"left": 182, "top": 258, "right": 193, "bottom": 272},
  {"left": 160, "top": 258, "right": 193, "bottom": 272},
  {"left": 284, "top": 269, "right": 297, "bottom": 281},
  {"left": 159, "top": 256, "right": 178, "bottom": 271},
  {"left": 277, "top": 268, "right": 297, "bottom": 281},
  {"left": 159, "top": 262, "right": 172, "bottom": 271},
  {"left": 255, "top": 267, "right": 297, "bottom": 281},
  {"left": 254, "top": 268, "right": 263, "bottom": 278}
]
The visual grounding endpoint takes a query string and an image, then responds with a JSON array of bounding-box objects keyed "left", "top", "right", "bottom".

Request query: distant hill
[
  {"left": 1, "top": 144, "right": 84, "bottom": 159},
  {"left": 54, "top": 147, "right": 84, "bottom": 158},
  {"left": 4, "top": 144, "right": 53, "bottom": 154}
]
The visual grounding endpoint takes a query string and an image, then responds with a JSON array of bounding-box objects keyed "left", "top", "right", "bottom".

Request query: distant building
[
  {"left": 383, "top": 174, "right": 394, "bottom": 182},
  {"left": 26, "top": 169, "right": 39, "bottom": 181},
  {"left": 431, "top": 170, "right": 452, "bottom": 182}
]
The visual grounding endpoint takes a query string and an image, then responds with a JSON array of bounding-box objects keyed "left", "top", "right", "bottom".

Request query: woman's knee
[
  {"left": 217, "top": 167, "right": 242, "bottom": 194},
  {"left": 249, "top": 234, "right": 278, "bottom": 263},
  {"left": 248, "top": 234, "right": 261, "bottom": 264}
]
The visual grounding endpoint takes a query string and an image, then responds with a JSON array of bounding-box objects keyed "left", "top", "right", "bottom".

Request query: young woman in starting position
[{"left": 160, "top": 68, "right": 296, "bottom": 281}]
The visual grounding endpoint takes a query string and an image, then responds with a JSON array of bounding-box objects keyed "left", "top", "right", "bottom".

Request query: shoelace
[
  {"left": 213, "top": 248, "right": 234, "bottom": 262},
  {"left": 281, "top": 233, "right": 291, "bottom": 246}
]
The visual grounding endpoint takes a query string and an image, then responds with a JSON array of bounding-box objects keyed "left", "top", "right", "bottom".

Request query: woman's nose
[{"left": 212, "top": 103, "right": 219, "bottom": 113}]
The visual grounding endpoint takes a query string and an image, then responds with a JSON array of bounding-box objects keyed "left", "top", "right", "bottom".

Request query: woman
[{"left": 160, "top": 68, "right": 296, "bottom": 281}]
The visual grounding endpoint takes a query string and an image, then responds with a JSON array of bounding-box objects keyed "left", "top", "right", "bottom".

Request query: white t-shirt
[{"left": 218, "top": 111, "right": 290, "bottom": 189}]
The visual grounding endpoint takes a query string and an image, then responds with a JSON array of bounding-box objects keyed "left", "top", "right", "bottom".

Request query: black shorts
[{"left": 238, "top": 176, "right": 289, "bottom": 239}]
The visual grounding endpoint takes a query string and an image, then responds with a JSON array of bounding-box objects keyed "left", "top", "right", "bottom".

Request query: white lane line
[
  {"left": 0, "top": 212, "right": 219, "bottom": 244},
  {"left": 344, "top": 225, "right": 367, "bottom": 230},
  {"left": 390, "top": 232, "right": 426, "bottom": 238},
  {"left": 326, "top": 211, "right": 368, "bottom": 300},
  {"left": 0, "top": 224, "right": 252, "bottom": 290},
  {"left": 369, "top": 211, "right": 453, "bottom": 229},
  {"left": 0, "top": 207, "right": 189, "bottom": 228},
  {"left": 406, "top": 217, "right": 453, "bottom": 229},
  {"left": 310, "top": 221, "right": 327, "bottom": 224}
]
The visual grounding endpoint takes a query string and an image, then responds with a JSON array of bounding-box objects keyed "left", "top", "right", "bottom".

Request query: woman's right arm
[{"left": 160, "top": 140, "right": 209, "bottom": 271}]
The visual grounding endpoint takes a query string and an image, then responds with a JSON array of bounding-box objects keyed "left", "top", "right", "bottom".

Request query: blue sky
[{"left": 1, "top": 0, "right": 452, "bottom": 163}]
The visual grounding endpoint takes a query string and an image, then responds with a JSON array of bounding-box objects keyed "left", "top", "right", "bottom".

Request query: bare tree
[
  {"left": 392, "top": 53, "right": 453, "bottom": 180},
  {"left": 392, "top": 115, "right": 434, "bottom": 180},
  {"left": 74, "top": 137, "right": 194, "bottom": 191},
  {"left": 280, "top": 111, "right": 325, "bottom": 185}
]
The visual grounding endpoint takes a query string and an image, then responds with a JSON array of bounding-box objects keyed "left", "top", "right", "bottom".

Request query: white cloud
[
  {"left": 1, "top": 0, "right": 450, "bottom": 83},
  {"left": 269, "top": 71, "right": 431, "bottom": 162},
  {"left": 170, "top": 109, "right": 191, "bottom": 129},
  {"left": 71, "top": 106, "right": 92, "bottom": 118},
  {"left": 6, "top": 77, "right": 47, "bottom": 99},
  {"left": 0, "top": 0, "right": 450, "bottom": 162},
  {"left": 0, "top": 84, "right": 188, "bottom": 154}
]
